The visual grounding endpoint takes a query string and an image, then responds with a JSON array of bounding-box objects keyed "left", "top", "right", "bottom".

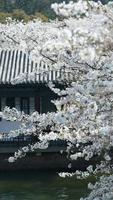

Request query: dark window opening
[
  {"left": 0, "top": 98, "right": 1, "bottom": 121},
  {"left": 21, "top": 97, "right": 29, "bottom": 114},
  {"left": 40, "top": 96, "right": 56, "bottom": 114},
  {"left": 6, "top": 97, "right": 15, "bottom": 108},
  {"left": 0, "top": 98, "right": 1, "bottom": 111}
]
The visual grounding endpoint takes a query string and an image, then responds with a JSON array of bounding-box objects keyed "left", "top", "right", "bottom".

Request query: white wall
[{"left": 0, "top": 119, "right": 20, "bottom": 134}]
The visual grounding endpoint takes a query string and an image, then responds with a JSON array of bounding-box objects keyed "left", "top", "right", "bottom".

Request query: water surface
[{"left": 0, "top": 171, "right": 90, "bottom": 200}]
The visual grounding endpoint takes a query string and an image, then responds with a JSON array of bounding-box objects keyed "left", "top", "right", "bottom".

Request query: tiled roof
[{"left": 0, "top": 50, "right": 62, "bottom": 84}]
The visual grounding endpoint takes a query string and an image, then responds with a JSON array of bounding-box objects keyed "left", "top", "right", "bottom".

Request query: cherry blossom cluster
[{"left": 80, "top": 175, "right": 113, "bottom": 200}]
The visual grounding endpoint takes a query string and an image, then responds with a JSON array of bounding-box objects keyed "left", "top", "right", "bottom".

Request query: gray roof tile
[{"left": 0, "top": 50, "right": 62, "bottom": 84}]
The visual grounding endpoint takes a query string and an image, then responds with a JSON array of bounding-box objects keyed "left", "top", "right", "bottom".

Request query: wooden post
[{"left": 35, "top": 96, "right": 40, "bottom": 113}]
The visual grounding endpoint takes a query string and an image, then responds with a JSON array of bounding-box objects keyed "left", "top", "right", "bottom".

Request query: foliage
[
  {"left": 0, "top": 12, "right": 11, "bottom": 23},
  {"left": 11, "top": 9, "right": 30, "bottom": 21},
  {"left": 0, "top": 0, "right": 49, "bottom": 22},
  {"left": 0, "top": 10, "right": 48, "bottom": 23},
  {"left": 0, "top": 0, "right": 58, "bottom": 19}
]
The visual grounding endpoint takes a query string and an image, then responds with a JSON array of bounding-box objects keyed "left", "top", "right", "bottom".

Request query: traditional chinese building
[
  {"left": 0, "top": 50, "right": 96, "bottom": 172},
  {"left": 0, "top": 49, "right": 63, "bottom": 133}
]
